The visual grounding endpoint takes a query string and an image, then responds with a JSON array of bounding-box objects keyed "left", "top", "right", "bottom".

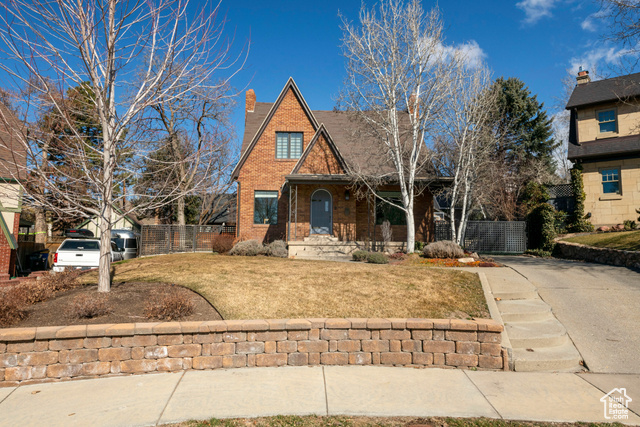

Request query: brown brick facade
[
  {"left": 0, "top": 211, "right": 19, "bottom": 279},
  {"left": 235, "top": 83, "right": 434, "bottom": 244}
]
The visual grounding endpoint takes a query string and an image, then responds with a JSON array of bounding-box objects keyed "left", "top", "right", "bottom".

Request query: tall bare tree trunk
[
  {"left": 34, "top": 208, "right": 46, "bottom": 244},
  {"left": 176, "top": 196, "right": 185, "bottom": 225}
]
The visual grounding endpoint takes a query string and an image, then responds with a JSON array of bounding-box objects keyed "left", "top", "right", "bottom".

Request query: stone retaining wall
[
  {"left": 0, "top": 318, "right": 506, "bottom": 386},
  {"left": 555, "top": 240, "right": 640, "bottom": 269}
]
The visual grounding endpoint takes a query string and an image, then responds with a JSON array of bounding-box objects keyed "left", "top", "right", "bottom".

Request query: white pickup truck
[{"left": 52, "top": 239, "right": 124, "bottom": 272}]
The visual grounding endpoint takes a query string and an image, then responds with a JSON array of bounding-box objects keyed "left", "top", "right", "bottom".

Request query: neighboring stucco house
[
  {"left": 232, "top": 78, "right": 439, "bottom": 257},
  {"left": 566, "top": 70, "right": 640, "bottom": 227},
  {"left": 0, "top": 103, "right": 26, "bottom": 278},
  {"left": 78, "top": 206, "right": 141, "bottom": 237}
]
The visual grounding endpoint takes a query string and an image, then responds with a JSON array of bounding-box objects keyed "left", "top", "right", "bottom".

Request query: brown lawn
[
  {"left": 562, "top": 230, "right": 640, "bottom": 251},
  {"left": 83, "top": 253, "right": 489, "bottom": 320}
]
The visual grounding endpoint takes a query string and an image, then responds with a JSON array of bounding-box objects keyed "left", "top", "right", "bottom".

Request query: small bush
[
  {"left": 229, "top": 239, "right": 266, "bottom": 256},
  {"left": 352, "top": 250, "right": 369, "bottom": 262},
  {"left": 414, "top": 241, "right": 425, "bottom": 252},
  {"left": 366, "top": 252, "right": 389, "bottom": 264},
  {"left": 69, "top": 294, "right": 111, "bottom": 319},
  {"left": 525, "top": 249, "right": 553, "bottom": 258},
  {"left": 527, "top": 203, "right": 557, "bottom": 251},
  {"left": 266, "top": 240, "right": 288, "bottom": 258},
  {"left": 388, "top": 251, "right": 407, "bottom": 260},
  {"left": 423, "top": 241, "right": 464, "bottom": 259},
  {"left": 144, "top": 286, "right": 195, "bottom": 321},
  {"left": 624, "top": 219, "right": 637, "bottom": 231},
  {"left": 211, "top": 234, "right": 236, "bottom": 254},
  {"left": 40, "top": 270, "right": 81, "bottom": 293}
]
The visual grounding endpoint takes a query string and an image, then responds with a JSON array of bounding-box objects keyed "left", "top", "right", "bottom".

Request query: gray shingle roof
[
  {"left": 566, "top": 72, "right": 640, "bottom": 109},
  {"left": 239, "top": 103, "right": 425, "bottom": 177},
  {"left": 568, "top": 134, "right": 640, "bottom": 160}
]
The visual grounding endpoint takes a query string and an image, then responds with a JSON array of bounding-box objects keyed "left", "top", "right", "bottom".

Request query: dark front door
[{"left": 311, "top": 189, "right": 332, "bottom": 234}]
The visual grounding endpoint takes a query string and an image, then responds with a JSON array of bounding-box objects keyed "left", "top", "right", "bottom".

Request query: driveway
[{"left": 494, "top": 256, "right": 640, "bottom": 374}]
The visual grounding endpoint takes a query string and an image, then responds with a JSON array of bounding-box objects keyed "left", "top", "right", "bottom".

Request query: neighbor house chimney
[
  {"left": 245, "top": 89, "right": 256, "bottom": 118},
  {"left": 576, "top": 67, "right": 591, "bottom": 85}
]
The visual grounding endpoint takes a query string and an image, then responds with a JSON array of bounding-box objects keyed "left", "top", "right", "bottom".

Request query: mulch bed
[{"left": 12, "top": 282, "right": 223, "bottom": 328}]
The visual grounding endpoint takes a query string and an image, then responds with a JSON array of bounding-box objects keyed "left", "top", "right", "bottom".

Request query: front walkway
[{"left": 0, "top": 366, "right": 639, "bottom": 426}]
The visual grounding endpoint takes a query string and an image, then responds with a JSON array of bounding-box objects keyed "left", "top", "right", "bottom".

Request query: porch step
[{"left": 303, "top": 235, "right": 339, "bottom": 243}]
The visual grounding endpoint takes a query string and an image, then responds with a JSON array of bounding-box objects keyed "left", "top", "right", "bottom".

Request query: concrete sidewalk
[{"left": 0, "top": 366, "right": 639, "bottom": 426}]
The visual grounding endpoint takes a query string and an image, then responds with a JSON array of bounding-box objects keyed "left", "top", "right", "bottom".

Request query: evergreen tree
[{"left": 492, "top": 77, "right": 558, "bottom": 174}]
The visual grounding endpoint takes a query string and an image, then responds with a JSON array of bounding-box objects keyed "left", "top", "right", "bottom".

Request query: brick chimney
[
  {"left": 408, "top": 93, "right": 418, "bottom": 115},
  {"left": 576, "top": 68, "right": 591, "bottom": 85},
  {"left": 245, "top": 89, "right": 256, "bottom": 117}
]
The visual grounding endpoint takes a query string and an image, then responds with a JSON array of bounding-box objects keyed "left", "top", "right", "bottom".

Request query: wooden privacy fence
[
  {"left": 139, "top": 225, "right": 235, "bottom": 256},
  {"left": 434, "top": 221, "right": 527, "bottom": 253}
]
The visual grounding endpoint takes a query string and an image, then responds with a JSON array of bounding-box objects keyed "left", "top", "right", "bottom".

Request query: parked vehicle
[
  {"left": 110, "top": 229, "right": 139, "bottom": 260},
  {"left": 65, "top": 228, "right": 94, "bottom": 238},
  {"left": 52, "top": 239, "right": 124, "bottom": 272}
]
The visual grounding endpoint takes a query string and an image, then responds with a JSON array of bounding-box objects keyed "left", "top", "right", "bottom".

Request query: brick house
[
  {"left": 0, "top": 102, "right": 26, "bottom": 278},
  {"left": 566, "top": 70, "right": 640, "bottom": 226},
  {"left": 232, "top": 78, "right": 440, "bottom": 257}
]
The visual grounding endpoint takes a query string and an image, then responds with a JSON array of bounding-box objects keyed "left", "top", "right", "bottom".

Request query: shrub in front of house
[
  {"left": 366, "top": 252, "right": 389, "bottom": 264},
  {"left": 352, "top": 250, "right": 369, "bottom": 262},
  {"left": 422, "top": 241, "right": 465, "bottom": 259},
  {"left": 211, "top": 234, "right": 236, "bottom": 254},
  {"left": 624, "top": 219, "right": 637, "bottom": 231},
  {"left": 266, "top": 240, "right": 288, "bottom": 258},
  {"left": 144, "top": 286, "right": 195, "bottom": 321},
  {"left": 70, "top": 294, "right": 112, "bottom": 319},
  {"left": 229, "top": 239, "right": 267, "bottom": 256}
]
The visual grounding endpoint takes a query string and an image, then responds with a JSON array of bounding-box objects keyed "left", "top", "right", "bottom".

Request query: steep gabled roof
[
  {"left": 290, "top": 124, "right": 347, "bottom": 174},
  {"left": 566, "top": 72, "right": 640, "bottom": 109},
  {"left": 231, "top": 77, "right": 319, "bottom": 179}
]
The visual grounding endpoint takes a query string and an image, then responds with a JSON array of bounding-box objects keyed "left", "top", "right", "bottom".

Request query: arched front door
[{"left": 311, "top": 189, "right": 332, "bottom": 234}]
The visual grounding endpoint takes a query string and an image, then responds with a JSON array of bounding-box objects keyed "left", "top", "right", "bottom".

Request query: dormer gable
[
  {"left": 231, "top": 77, "right": 319, "bottom": 179},
  {"left": 291, "top": 124, "right": 347, "bottom": 175}
]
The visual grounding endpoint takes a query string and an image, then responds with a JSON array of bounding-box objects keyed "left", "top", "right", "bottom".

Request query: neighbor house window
[
  {"left": 276, "top": 132, "right": 303, "bottom": 159},
  {"left": 597, "top": 109, "right": 617, "bottom": 134},
  {"left": 601, "top": 168, "right": 620, "bottom": 194},
  {"left": 254, "top": 191, "right": 278, "bottom": 224},
  {"left": 375, "top": 192, "right": 406, "bottom": 225}
]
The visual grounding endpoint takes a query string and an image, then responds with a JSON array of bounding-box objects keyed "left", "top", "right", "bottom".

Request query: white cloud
[
  {"left": 456, "top": 40, "right": 487, "bottom": 68},
  {"left": 516, "top": 0, "right": 557, "bottom": 24},
  {"left": 426, "top": 39, "right": 487, "bottom": 69},
  {"left": 580, "top": 10, "right": 607, "bottom": 32},
  {"left": 569, "top": 46, "right": 630, "bottom": 74},
  {"left": 580, "top": 16, "right": 596, "bottom": 32}
]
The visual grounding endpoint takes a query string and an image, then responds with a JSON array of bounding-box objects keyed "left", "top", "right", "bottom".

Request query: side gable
[
  {"left": 291, "top": 124, "right": 347, "bottom": 175},
  {"left": 231, "top": 77, "right": 319, "bottom": 179}
]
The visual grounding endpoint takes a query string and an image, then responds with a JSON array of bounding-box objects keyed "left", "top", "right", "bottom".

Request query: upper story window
[
  {"left": 601, "top": 168, "right": 620, "bottom": 194},
  {"left": 597, "top": 109, "right": 617, "bottom": 134},
  {"left": 276, "top": 132, "right": 303, "bottom": 159}
]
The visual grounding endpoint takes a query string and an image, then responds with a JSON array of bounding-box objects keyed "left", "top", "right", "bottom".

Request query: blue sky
[{"left": 220, "top": 0, "right": 624, "bottom": 146}]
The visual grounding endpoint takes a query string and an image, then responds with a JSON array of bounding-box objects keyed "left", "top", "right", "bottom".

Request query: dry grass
[
  {"left": 172, "top": 415, "right": 621, "bottom": 427},
  {"left": 563, "top": 230, "right": 640, "bottom": 251},
  {"left": 83, "top": 254, "right": 488, "bottom": 320}
]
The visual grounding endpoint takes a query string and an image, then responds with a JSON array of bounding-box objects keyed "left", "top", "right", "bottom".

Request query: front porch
[
  {"left": 284, "top": 176, "right": 433, "bottom": 258},
  {"left": 288, "top": 235, "right": 407, "bottom": 259}
]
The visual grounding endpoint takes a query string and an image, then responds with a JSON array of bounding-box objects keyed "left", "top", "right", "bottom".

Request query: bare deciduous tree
[
  {"left": 0, "top": 0, "right": 245, "bottom": 291},
  {"left": 339, "top": 0, "right": 458, "bottom": 252},
  {"left": 434, "top": 64, "right": 498, "bottom": 244}
]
